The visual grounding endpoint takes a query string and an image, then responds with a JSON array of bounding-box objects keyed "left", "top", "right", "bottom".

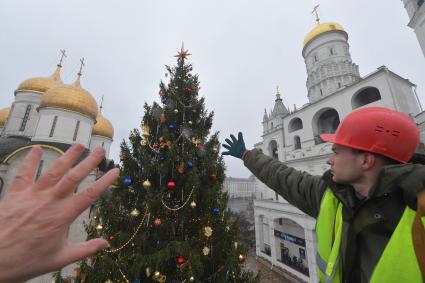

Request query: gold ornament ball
[
  {"left": 189, "top": 276, "right": 195, "bottom": 282},
  {"left": 188, "top": 121, "right": 193, "bottom": 125},
  {"left": 203, "top": 226, "right": 213, "bottom": 237},
  {"left": 96, "top": 224, "right": 103, "bottom": 232},
  {"left": 234, "top": 241, "right": 238, "bottom": 249},
  {"left": 154, "top": 271, "right": 160, "bottom": 278},
  {"left": 140, "top": 140, "right": 147, "bottom": 146},
  {"left": 173, "top": 109, "right": 179, "bottom": 114},
  {"left": 130, "top": 208, "right": 140, "bottom": 217},
  {"left": 190, "top": 201, "right": 197, "bottom": 208},
  {"left": 143, "top": 180, "right": 151, "bottom": 189},
  {"left": 145, "top": 267, "right": 151, "bottom": 277},
  {"left": 202, "top": 246, "right": 210, "bottom": 255}
]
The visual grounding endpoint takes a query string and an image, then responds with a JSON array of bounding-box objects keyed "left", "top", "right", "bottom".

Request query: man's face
[{"left": 326, "top": 144, "right": 364, "bottom": 184}]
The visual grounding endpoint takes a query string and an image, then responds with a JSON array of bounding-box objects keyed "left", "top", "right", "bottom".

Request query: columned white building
[
  {"left": 253, "top": 20, "right": 425, "bottom": 283},
  {"left": 223, "top": 176, "right": 256, "bottom": 199}
]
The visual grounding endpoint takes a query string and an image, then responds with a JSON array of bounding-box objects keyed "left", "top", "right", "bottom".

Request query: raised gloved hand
[{"left": 222, "top": 132, "right": 248, "bottom": 159}]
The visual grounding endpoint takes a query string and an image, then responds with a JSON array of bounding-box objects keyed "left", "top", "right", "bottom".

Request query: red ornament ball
[
  {"left": 153, "top": 143, "right": 160, "bottom": 150},
  {"left": 120, "top": 155, "right": 124, "bottom": 161},
  {"left": 238, "top": 254, "right": 246, "bottom": 263},
  {"left": 109, "top": 236, "right": 114, "bottom": 241},
  {"left": 167, "top": 181, "right": 176, "bottom": 189},
  {"left": 209, "top": 173, "right": 217, "bottom": 182},
  {"left": 159, "top": 90, "right": 165, "bottom": 97},
  {"left": 154, "top": 218, "right": 162, "bottom": 226},
  {"left": 177, "top": 256, "right": 185, "bottom": 265},
  {"left": 185, "top": 88, "right": 193, "bottom": 94}
]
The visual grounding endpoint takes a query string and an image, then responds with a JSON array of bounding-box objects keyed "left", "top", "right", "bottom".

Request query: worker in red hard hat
[{"left": 223, "top": 107, "right": 425, "bottom": 283}]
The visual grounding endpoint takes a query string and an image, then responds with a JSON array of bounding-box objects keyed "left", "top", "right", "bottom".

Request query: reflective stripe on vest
[{"left": 316, "top": 189, "right": 424, "bottom": 283}]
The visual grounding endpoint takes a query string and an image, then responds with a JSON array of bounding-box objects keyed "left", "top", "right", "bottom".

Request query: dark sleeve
[{"left": 243, "top": 149, "right": 327, "bottom": 218}]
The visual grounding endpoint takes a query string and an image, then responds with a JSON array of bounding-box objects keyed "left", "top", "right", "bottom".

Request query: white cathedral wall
[
  {"left": 404, "top": 0, "right": 425, "bottom": 57},
  {"left": 32, "top": 109, "right": 93, "bottom": 147},
  {"left": 4, "top": 91, "right": 42, "bottom": 137},
  {"left": 90, "top": 135, "right": 112, "bottom": 157},
  {"left": 414, "top": 15, "right": 425, "bottom": 58},
  {"left": 0, "top": 148, "right": 62, "bottom": 199}
]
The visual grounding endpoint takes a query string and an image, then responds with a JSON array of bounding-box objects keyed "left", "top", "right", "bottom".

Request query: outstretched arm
[
  {"left": 223, "top": 132, "right": 326, "bottom": 217},
  {"left": 0, "top": 144, "right": 119, "bottom": 283}
]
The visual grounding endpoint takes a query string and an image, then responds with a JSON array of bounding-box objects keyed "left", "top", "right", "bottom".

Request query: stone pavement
[{"left": 243, "top": 250, "right": 304, "bottom": 283}]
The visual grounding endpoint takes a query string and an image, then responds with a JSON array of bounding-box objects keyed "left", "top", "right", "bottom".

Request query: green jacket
[{"left": 244, "top": 149, "right": 425, "bottom": 283}]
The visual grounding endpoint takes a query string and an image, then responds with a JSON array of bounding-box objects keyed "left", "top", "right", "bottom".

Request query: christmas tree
[{"left": 79, "top": 47, "right": 260, "bottom": 283}]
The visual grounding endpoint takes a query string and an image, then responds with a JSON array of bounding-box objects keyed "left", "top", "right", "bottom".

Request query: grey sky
[{"left": 1, "top": 0, "right": 424, "bottom": 178}]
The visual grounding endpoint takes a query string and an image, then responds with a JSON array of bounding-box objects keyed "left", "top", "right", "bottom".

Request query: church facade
[
  {"left": 253, "top": 21, "right": 425, "bottom": 283},
  {"left": 0, "top": 56, "right": 115, "bottom": 283},
  {"left": 402, "top": 0, "right": 425, "bottom": 57}
]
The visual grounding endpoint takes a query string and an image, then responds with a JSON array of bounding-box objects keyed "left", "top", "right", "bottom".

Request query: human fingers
[
  {"left": 68, "top": 168, "right": 119, "bottom": 219},
  {"left": 35, "top": 144, "right": 85, "bottom": 191},
  {"left": 238, "top": 132, "right": 244, "bottom": 142},
  {"left": 224, "top": 138, "right": 233, "bottom": 146},
  {"left": 53, "top": 147, "right": 106, "bottom": 198},
  {"left": 58, "top": 238, "right": 109, "bottom": 267},
  {"left": 230, "top": 134, "right": 237, "bottom": 143},
  {"left": 9, "top": 146, "right": 42, "bottom": 193},
  {"left": 222, "top": 144, "right": 231, "bottom": 150}
]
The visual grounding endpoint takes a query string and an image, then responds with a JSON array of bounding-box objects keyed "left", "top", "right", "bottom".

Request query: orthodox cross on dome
[
  {"left": 73, "top": 58, "right": 85, "bottom": 88},
  {"left": 276, "top": 85, "right": 282, "bottom": 101},
  {"left": 58, "top": 49, "right": 66, "bottom": 67},
  {"left": 99, "top": 95, "right": 104, "bottom": 113},
  {"left": 78, "top": 57, "right": 85, "bottom": 77},
  {"left": 312, "top": 4, "right": 321, "bottom": 25},
  {"left": 175, "top": 43, "right": 191, "bottom": 60}
]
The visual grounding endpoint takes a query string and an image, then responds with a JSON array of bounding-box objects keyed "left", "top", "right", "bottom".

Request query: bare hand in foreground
[{"left": 0, "top": 144, "right": 119, "bottom": 283}]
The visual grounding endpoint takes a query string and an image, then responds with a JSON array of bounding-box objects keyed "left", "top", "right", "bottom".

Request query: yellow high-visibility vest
[{"left": 315, "top": 189, "right": 424, "bottom": 283}]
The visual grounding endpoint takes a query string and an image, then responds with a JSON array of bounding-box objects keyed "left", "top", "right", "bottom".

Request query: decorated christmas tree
[{"left": 79, "top": 47, "right": 260, "bottom": 283}]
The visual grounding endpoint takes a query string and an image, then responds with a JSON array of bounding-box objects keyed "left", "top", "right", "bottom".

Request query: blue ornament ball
[
  {"left": 123, "top": 177, "right": 133, "bottom": 186},
  {"left": 168, "top": 123, "right": 175, "bottom": 129},
  {"left": 161, "top": 97, "right": 167, "bottom": 104},
  {"left": 186, "top": 161, "right": 193, "bottom": 169},
  {"left": 213, "top": 207, "right": 219, "bottom": 215}
]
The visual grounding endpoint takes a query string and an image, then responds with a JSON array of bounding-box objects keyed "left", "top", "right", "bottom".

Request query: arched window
[
  {"left": 36, "top": 160, "right": 44, "bottom": 180},
  {"left": 312, "top": 108, "right": 340, "bottom": 144},
  {"left": 294, "top": 136, "right": 301, "bottom": 150},
  {"left": 268, "top": 140, "right": 278, "bottom": 159},
  {"left": 73, "top": 121, "right": 80, "bottom": 141},
  {"left": 49, "top": 116, "right": 58, "bottom": 137},
  {"left": 19, "top": 105, "right": 32, "bottom": 131},
  {"left": 351, "top": 87, "right": 381, "bottom": 109},
  {"left": 0, "top": 177, "right": 4, "bottom": 197},
  {"left": 288, "top": 118, "right": 303, "bottom": 133}
]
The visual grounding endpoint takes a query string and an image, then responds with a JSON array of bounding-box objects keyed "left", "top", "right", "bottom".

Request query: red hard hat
[{"left": 320, "top": 107, "right": 419, "bottom": 163}]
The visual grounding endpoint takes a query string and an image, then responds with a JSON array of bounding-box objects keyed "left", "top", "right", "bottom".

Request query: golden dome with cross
[
  {"left": 0, "top": 107, "right": 11, "bottom": 128},
  {"left": 39, "top": 58, "right": 98, "bottom": 120}
]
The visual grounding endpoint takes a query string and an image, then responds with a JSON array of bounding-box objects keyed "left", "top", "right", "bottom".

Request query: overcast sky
[{"left": 1, "top": 0, "right": 424, "bottom": 178}]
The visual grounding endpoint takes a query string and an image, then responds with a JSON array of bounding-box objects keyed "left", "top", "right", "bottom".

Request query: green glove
[{"left": 222, "top": 132, "right": 247, "bottom": 159}]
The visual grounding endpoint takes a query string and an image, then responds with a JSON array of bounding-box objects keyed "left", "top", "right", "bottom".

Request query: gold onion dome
[
  {"left": 0, "top": 107, "right": 11, "bottom": 128},
  {"left": 303, "top": 22, "right": 345, "bottom": 47},
  {"left": 16, "top": 65, "right": 63, "bottom": 94},
  {"left": 39, "top": 75, "right": 98, "bottom": 120},
  {"left": 92, "top": 112, "right": 114, "bottom": 139}
]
